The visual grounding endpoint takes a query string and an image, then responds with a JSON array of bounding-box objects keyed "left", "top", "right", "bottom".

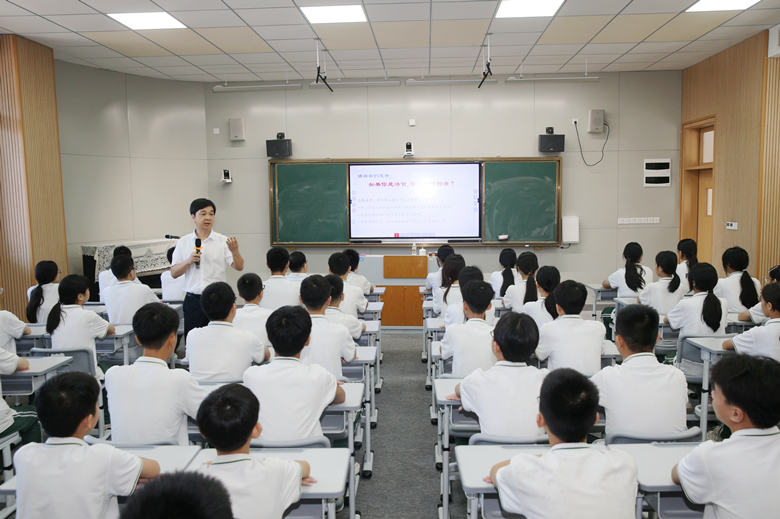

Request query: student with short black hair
[
  {"left": 664, "top": 262, "right": 728, "bottom": 336},
  {"left": 502, "top": 251, "right": 539, "bottom": 310},
  {"left": 260, "top": 247, "right": 299, "bottom": 311},
  {"left": 194, "top": 384, "right": 312, "bottom": 519},
  {"left": 328, "top": 252, "right": 368, "bottom": 318},
  {"left": 638, "top": 251, "right": 685, "bottom": 314},
  {"left": 105, "top": 303, "right": 209, "bottom": 445},
  {"left": 243, "top": 306, "right": 346, "bottom": 441},
  {"left": 488, "top": 248, "right": 517, "bottom": 298},
  {"left": 603, "top": 242, "right": 654, "bottom": 298},
  {"left": 519, "top": 265, "right": 560, "bottom": 330},
  {"left": 445, "top": 266, "right": 496, "bottom": 328},
  {"left": 103, "top": 255, "right": 159, "bottom": 324},
  {"left": 672, "top": 355, "right": 780, "bottom": 518},
  {"left": 26, "top": 260, "right": 60, "bottom": 324},
  {"left": 15, "top": 372, "right": 160, "bottom": 519},
  {"left": 121, "top": 472, "right": 235, "bottom": 519},
  {"left": 433, "top": 253, "right": 466, "bottom": 316},
  {"left": 161, "top": 246, "right": 186, "bottom": 301},
  {"left": 676, "top": 238, "right": 698, "bottom": 293},
  {"left": 344, "top": 248, "right": 373, "bottom": 295},
  {"left": 723, "top": 283, "right": 780, "bottom": 361},
  {"left": 440, "top": 280, "right": 496, "bottom": 376},
  {"left": 426, "top": 244, "right": 454, "bottom": 293},
  {"left": 490, "top": 368, "right": 637, "bottom": 518},
  {"left": 591, "top": 305, "right": 688, "bottom": 436},
  {"left": 99, "top": 245, "right": 143, "bottom": 302},
  {"left": 186, "top": 282, "right": 268, "bottom": 382},
  {"left": 232, "top": 273, "right": 273, "bottom": 348},
  {"left": 715, "top": 246, "right": 761, "bottom": 313},
  {"left": 285, "top": 251, "right": 309, "bottom": 285},
  {"left": 739, "top": 264, "right": 780, "bottom": 324},
  {"left": 324, "top": 274, "right": 365, "bottom": 339}
]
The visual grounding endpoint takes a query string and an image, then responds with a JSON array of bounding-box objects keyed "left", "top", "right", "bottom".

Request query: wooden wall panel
[{"left": 759, "top": 55, "right": 780, "bottom": 275}]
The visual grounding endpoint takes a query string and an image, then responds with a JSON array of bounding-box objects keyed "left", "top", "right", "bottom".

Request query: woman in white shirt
[
  {"left": 676, "top": 239, "right": 698, "bottom": 293},
  {"left": 503, "top": 251, "right": 538, "bottom": 310},
  {"left": 433, "top": 254, "right": 466, "bottom": 315},
  {"left": 639, "top": 251, "right": 685, "bottom": 315},
  {"left": 664, "top": 263, "right": 728, "bottom": 337},
  {"left": 488, "top": 248, "right": 517, "bottom": 299},
  {"left": 738, "top": 265, "right": 779, "bottom": 325},
  {"left": 603, "top": 242, "right": 654, "bottom": 298},
  {"left": 714, "top": 246, "right": 761, "bottom": 313},
  {"left": 26, "top": 260, "right": 60, "bottom": 324},
  {"left": 519, "top": 266, "right": 560, "bottom": 330}
]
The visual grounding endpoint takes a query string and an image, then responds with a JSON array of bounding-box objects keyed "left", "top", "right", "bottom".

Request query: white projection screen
[{"left": 349, "top": 162, "right": 481, "bottom": 241}]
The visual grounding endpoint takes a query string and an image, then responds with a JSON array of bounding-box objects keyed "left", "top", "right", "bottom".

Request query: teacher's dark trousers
[{"left": 184, "top": 292, "right": 210, "bottom": 343}]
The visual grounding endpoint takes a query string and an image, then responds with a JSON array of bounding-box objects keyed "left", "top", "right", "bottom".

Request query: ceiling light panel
[
  {"left": 496, "top": 0, "right": 566, "bottom": 18},
  {"left": 687, "top": 0, "right": 760, "bottom": 12},
  {"left": 301, "top": 5, "right": 367, "bottom": 24},
  {"left": 107, "top": 12, "right": 185, "bottom": 30}
]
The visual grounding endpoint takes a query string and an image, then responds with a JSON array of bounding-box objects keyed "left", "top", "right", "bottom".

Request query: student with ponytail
[
  {"left": 519, "top": 266, "right": 560, "bottom": 330},
  {"left": 433, "top": 254, "right": 466, "bottom": 316},
  {"left": 638, "top": 251, "right": 685, "bottom": 314},
  {"left": 48, "top": 274, "right": 115, "bottom": 378},
  {"left": 676, "top": 239, "right": 698, "bottom": 293},
  {"left": 723, "top": 283, "right": 780, "bottom": 361},
  {"left": 488, "top": 249, "right": 517, "bottom": 298},
  {"left": 26, "top": 261, "right": 60, "bottom": 324},
  {"left": 503, "top": 251, "right": 538, "bottom": 310},
  {"left": 739, "top": 265, "right": 780, "bottom": 324},
  {"left": 714, "top": 247, "right": 761, "bottom": 313},
  {"left": 664, "top": 263, "right": 728, "bottom": 336},
  {"left": 426, "top": 245, "right": 454, "bottom": 294},
  {"left": 603, "top": 242, "right": 654, "bottom": 298}
]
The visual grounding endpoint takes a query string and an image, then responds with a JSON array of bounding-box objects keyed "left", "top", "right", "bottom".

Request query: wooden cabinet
[{"left": 380, "top": 285, "right": 424, "bottom": 326}]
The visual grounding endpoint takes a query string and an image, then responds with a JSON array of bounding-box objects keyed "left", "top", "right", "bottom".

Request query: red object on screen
[{"left": 394, "top": 233, "right": 399, "bottom": 237}]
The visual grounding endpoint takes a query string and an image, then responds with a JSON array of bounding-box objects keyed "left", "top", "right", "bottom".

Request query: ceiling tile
[
  {"left": 52, "top": 49, "right": 74, "bottom": 59},
  {"left": 139, "top": 28, "right": 222, "bottom": 55},
  {"left": 111, "top": 66, "right": 170, "bottom": 77},
  {"left": 80, "top": 0, "right": 163, "bottom": 13},
  {"left": 384, "top": 67, "right": 424, "bottom": 76},
  {"left": 79, "top": 31, "right": 172, "bottom": 56},
  {"left": 380, "top": 47, "right": 428, "bottom": 58},
  {"left": 315, "top": 22, "right": 377, "bottom": 50},
  {"left": 488, "top": 55, "right": 521, "bottom": 65},
  {"left": 529, "top": 43, "right": 585, "bottom": 55},
  {"left": 257, "top": 71, "right": 303, "bottom": 80},
  {"left": 236, "top": 8, "right": 307, "bottom": 26},
  {"left": 592, "top": 13, "right": 676, "bottom": 43},
  {"left": 537, "top": 15, "right": 613, "bottom": 45},
  {"left": 268, "top": 39, "right": 316, "bottom": 52},
  {"left": 558, "top": 63, "right": 606, "bottom": 73},
  {"left": 430, "top": 57, "right": 476, "bottom": 66},
  {"left": 622, "top": 0, "right": 699, "bottom": 14},
  {"left": 0, "top": 15, "right": 70, "bottom": 33},
  {"left": 12, "top": 0, "right": 96, "bottom": 15},
  {"left": 86, "top": 56, "right": 145, "bottom": 68},
  {"left": 279, "top": 51, "right": 315, "bottom": 62},
  {"left": 602, "top": 62, "right": 648, "bottom": 71},
  {"left": 20, "top": 31, "right": 101, "bottom": 46},
  {"left": 682, "top": 39, "right": 740, "bottom": 52},
  {"left": 615, "top": 52, "right": 666, "bottom": 62},
  {"left": 383, "top": 57, "right": 429, "bottom": 67},
  {"left": 488, "top": 17, "right": 551, "bottom": 33},
  {"left": 725, "top": 8, "right": 780, "bottom": 25},
  {"left": 196, "top": 27, "right": 274, "bottom": 53},
  {"left": 0, "top": 1, "right": 30, "bottom": 16},
  {"left": 373, "top": 21, "right": 429, "bottom": 48},
  {"left": 753, "top": 0, "right": 780, "bottom": 7},
  {"left": 490, "top": 45, "right": 532, "bottom": 56},
  {"left": 224, "top": 0, "right": 295, "bottom": 7},
  {"left": 521, "top": 54, "right": 570, "bottom": 64},
  {"left": 631, "top": 40, "right": 689, "bottom": 52},
  {"left": 230, "top": 52, "right": 285, "bottom": 64},
  {"left": 338, "top": 59, "right": 385, "bottom": 69},
  {"left": 431, "top": 19, "right": 491, "bottom": 46},
  {"left": 245, "top": 62, "right": 297, "bottom": 72},
  {"left": 181, "top": 54, "right": 238, "bottom": 65},
  {"left": 558, "top": 0, "right": 631, "bottom": 15},
  {"left": 516, "top": 64, "right": 560, "bottom": 73},
  {"left": 662, "top": 50, "right": 712, "bottom": 61},
  {"left": 428, "top": 66, "right": 475, "bottom": 75},
  {"left": 644, "top": 61, "right": 687, "bottom": 70},
  {"left": 365, "top": 3, "right": 430, "bottom": 22},
  {"left": 221, "top": 73, "right": 261, "bottom": 81},
  {"left": 568, "top": 53, "right": 619, "bottom": 63},
  {"left": 341, "top": 69, "right": 388, "bottom": 78},
  {"left": 431, "top": 1, "right": 497, "bottom": 20},
  {"left": 295, "top": 0, "right": 362, "bottom": 5},
  {"left": 61, "top": 45, "right": 124, "bottom": 58},
  {"left": 579, "top": 42, "right": 640, "bottom": 54},
  {"left": 57, "top": 57, "right": 96, "bottom": 66},
  {"left": 45, "top": 14, "right": 127, "bottom": 32},
  {"left": 699, "top": 24, "right": 770, "bottom": 40},
  {"left": 489, "top": 32, "right": 541, "bottom": 45},
  {"left": 330, "top": 48, "right": 381, "bottom": 60},
  {"left": 646, "top": 12, "right": 738, "bottom": 41},
  {"left": 199, "top": 64, "right": 251, "bottom": 74},
  {"left": 135, "top": 55, "right": 191, "bottom": 66},
  {"left": 171, "top": 10, "right": 247, "bottom": 28},
  {"left": 169, "top": 74, "right": 220, "bottom": 81},
  {"left": 430, "top": 46, "right": 480, "bottom": 58},
  {"left": 252, "top": 24, "right": 316, "bottom": 40},
  {"left": 153, "top": 65, "right": 207, "bottom": 75},
  {"left": 159, "top": 0, "right": 231, "bottom": 10}
]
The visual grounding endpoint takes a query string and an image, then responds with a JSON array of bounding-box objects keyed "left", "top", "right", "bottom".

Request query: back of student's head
[
  {"left": 36, "top": 372, "right": 99, "bottom": 438},
  {"left": 770, "top": 265, "right": 780, "bottom": 283},
  {"left": 266, "top": 306, "right": 312, "bottom": 356},
  {"left": 493, "top": 312, "right": 538, "bottom": 363},
  {"left": 190, "top": 198, "right": 216, "bottom": 216},
  {"left": 133, "top": 303, "right": 180, "bottom": 349},
  {"left": 516, "top": 251, "right": 539, "bottom": 304},
  {"left": 622, "top": 242, "right": 646, "bottom": 292},
  {"left": 552, "top": 280, "right": 587, "bottom": 315},
  {"left": 711, "top": 355, "right": 780, "bottom": 429},
  {"left": 110, "top": 254, "right": 135, "bottom": 280},
  {"left": 436, "top": 244, "right": 454, "bottom": 265},
  {"left": 343, "top": 249, "right": 361, "bottom": 272},
  {"left": 289, "top": 251, "right": 307, "bottom": 273},
  {"left": 46, "top": 274, "right": 91, "bottom": 334},
  {"left": 236, "top": 273, "right": 263, "bottom": 302},
  {"left": 120, "top": 472, "right": 234, "bottom": 519},
  {"left": 615, "top": 305, "right": 659, "bottom": 353},
  {"left": 539, "top": 368, "right": 599, "bottom": 442},
  {"left": 328, "top": 252, "right": 351, "bottom": 276},
  {"left": 27, "top": 260, "right": 59, "bottom": 323},
  {"left": 498, "top": 248, "right": 517, "bottom": 297},
  {"left": 458, "top": 266, "right": 483, "bottom": 288},
  {"left": 461, "top": 280, "right": 494, "bottom": 315},
  {"left": 325, "top": 274, "right": 344, "bottom": 301},
  {"left": 537, "top": 266, "right": 561, "bottom": 320},
  {"left": 762, "top": 283, "right": 780, "bottom": 313},
  {"left": 722, "top": 246, "right": 759, "bottom": 308},
  {"left": 266, "top": 247, "right": 290, "bottom": 273},
  {"left": 113, "top": 245, "right": 132, "bottom": 258},
  {"left": 300, "top": 275, "right": 331, "bottom": 310},
  {"left": 655, "top": 251, "right": 681, "bottom": 293},
  {"left": 442, "top": 254, "right": 466, "bottom": 304},
  {"left": 688, "top": 262, "right": 722, "bottom": 332},
  {"left": 200, "top": 282, "right": 235, "bottom": 321},
  {"left": 677, "top": 238, "right": 698, "bottom": 267},
  {"left": 197, "top": 384, "right": 259, "bottom": 451}
]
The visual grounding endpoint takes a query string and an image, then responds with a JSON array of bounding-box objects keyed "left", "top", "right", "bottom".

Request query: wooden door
[
  {"left": 381, "top": 285, "right": 424, "bottom": 326},
  {"left": 697, "top": 169, "right": 714, "bottom": 264}
]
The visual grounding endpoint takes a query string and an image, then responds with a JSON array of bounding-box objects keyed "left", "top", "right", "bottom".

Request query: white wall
[{"left": 56, "top": 60, "right": 682, "bottom": 288}]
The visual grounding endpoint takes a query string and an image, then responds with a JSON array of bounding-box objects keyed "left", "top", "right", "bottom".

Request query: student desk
[
  {"left": 186, "top": 448, "right": 351, "bottom": 519},
  {"left": 727, "top": 313, "right": 756, "bottom": 333},
  {"left": 350, "top": 347, "right": 378, "bottom": 429},
  {"left": 86, "top": 302, "right": 183, "bottom": 322},
  {"left": 420, "top": 286, "right": 433, "bottom": 300},
  {"left": 14, "top": 325, "right": 48, "bottom": 356},
  {"left": 586, "top": 284, "right": 618, "bottom": 320},
  {"left": 685, "top": 337, "right": 737, "bottom": 441},
  {"left": 0, "top": 357, "right": 73, "bottom": 396},
  {"left": 95, "top": 325, "right": 136, "bottom": 365},
  {"left": 492, "top": 300, "right": 510, "bottom": 319},
  {"left": 359, "top": 321, "right": 382, "bottom": 393},
  {"left": 433, "top": 377, "right": 466, "bottom": 519},
  {"left": 423, "top": 299, "right": 436, "bottom": 318},
  {"left": 614, "top": 296, "right": 638, "bottom": 314},
  {"left": 359, "top": 302, "right": 383, "bottom": 322},
  {"left": 366, "top": 286, "right": 385, "bottom": 303}
]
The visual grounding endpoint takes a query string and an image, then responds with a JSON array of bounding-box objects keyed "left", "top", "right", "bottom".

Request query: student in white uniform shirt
[
  {"left": 591, "top": 305, "right": 688, "bottom": 436},
  {"left": 738, "top": 264, "right": 779, "bottom": 325},
  {"left": 536, "top": 280, "right": 606, "bottom": 376},
  {"left": 26, "top": 260, "right": 59, "bottom": 324},
  {"left": 328, "top": 252, "right": 368, "bottom": 319},
  {"left": 489, "top": 369, "right": 638, "bottom": 519},
  {"left": 425, "top": 244, "right": 454, "bottom": 294},
  {"left": 47, "top": 275, "right": 115, "bottom": 378},
  {"left": 285, "top": 251, "right": 310, "bottom": 285},
  {"left": 432, "top": 253, "right": 466, "bottom": 316},
  {"left": 440, "top": 280, "right": 497, "bottom": 376},
  {"left": 98, "top": 246, "right": 142, "bottom": 302},
  {"left": 160, "top": 247, "right": 186, "bottom": 301},
  {"left": 488, "top": 248, "right": 517, "bottom": 298},
  {"left": 325, "top": 274, "right": 366, "bottom": 339},
  {"left": 518, "top": 266, "right": 560, "bottom": 331},
  {"left": 121, "top": 472, "right": 235, "bottom": 519},
  {"left": 445, "top": 267, "right": 496, "bottom": 328},
  {"left": 299, "top": 275, "right": 356, "bottom": 378},
  {"left": 603, "top": 242, "right": 654, "bottom": 298},
  {"left": 14, "top": 372, "right": 160, "bottom": 519},
  {"left": 672, "top": 355, "right": 780, "bottom": 519},
  {"left": 344, "top": 248, "right": 374, "bottom": 295},
  {"left": 638, "top": 251, "right": 686, "bottom": 314},
  {"left": 664, "top": 262, "right": 728, "bottom": 337},
  {"left": 502, "top": 251, "right": 538, "bottom": 310},
  {"left": 259, "top": 247, "right": 300, "bottom": 311},
  {"left": 0, "top": 344, "right": 39, "bottom": 446},
  {"left": 194, "top": 384, "right": 312, "bottom": 519},
  {"left": 724, "top": 284, "right": 780, "bottom": 361},
  {"left": 233, "top": 273, "right": 274, "bottom": 348},
  {"left": 714, "top": 246, "right": 761, "bottom": 313},
  {"left": 171, "top": 198, "right": 245, "bottom": 340},
  {"left": 243, "top": 306, "right": 346, "bottom": 441},
  {"left": 103, "top": 255, "right": 159, "bottom": 324},
  {"left": 676, "top": 238, "right": 698, "bottom": 293},
  {"left": 105, "top": 303, "right": 209, "bottom": 445},
  {"left": 186, "top": 282, "right": 269, "bottom": 383},
  {"left": 448, "top": 312, "right": 548, "bottom": 437},
  {"left": 0, "top": 309, "right": 31, "bottom": 355}
]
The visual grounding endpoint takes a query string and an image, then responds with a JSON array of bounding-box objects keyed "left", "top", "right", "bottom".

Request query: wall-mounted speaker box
[
  {"left": 562, "top": 216, "right": 579, "bottom": 244},
  {"left": 539, "top": 134, "right": 564, "bottom": 153},
  {"left": 267, "top": 139, "right": 292, "bottom": 158},
  {"left": 229, "top": 118, "right": 245, "bottom": 141},
  {"left": 588, "top": 109, "right": 605, "bottom": 133},
  {"left": 644, "top": 159, "right": 672, "bottom": 187}
]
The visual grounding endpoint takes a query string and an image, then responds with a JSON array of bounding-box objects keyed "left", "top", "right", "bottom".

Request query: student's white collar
[
  {"left": 269, "top": 275, "right": 286, "bottom": 279},
  {"left": 135, "top": 356, "right": 169, "bottom": 367},
  {"left": 327, "top": 306, "right": 344, "bottom": 313},
  {"left": 272, "top": 356, "right": 302, "bottom": 364},
  {"left": 559, "top": 314, "right": 582, "bottom": 320},
  {"left": 243, "top": 303, "right": 260, "bottom": 308},
  {"left": 550, "top": 443, "right": 593, "bottom": 452},
  {"left": 466, "top": 318, "right": 487, "bottom": 324},
  {"left": 116, "top": 280, "right": 133, "bottom": 285},
  {"left": 211, "top": 453, "right": 253, "bottom": 465},
  {"left": 45, "top": 437, "right": 88, "bottom": 447},
  {"left": 692, "top": 292, "right": 708, "bottom": 298},
  {"left": 728, "top": 271, "right": 744, "bottom": 278},
  {"left": 659, "top": 277, "right": 672, "bottom": 283},
  {"left": 622, "top": 352, "right": 657, "bottom": 363},
  {"left": 61, "top": 304, "right": 82, "bottom": 309},
  {"left": 310, "top": 314, "right": 329, "bottom": 320},
  {"left": 765, "top": 318, "right": 780, "bottom": 325},
  {"left": 729, "top": 426, "right": 780, "bottom": 438},
  {"left": 208, "top": 321, "right": 234, "bottom": 328},
  {"left": 495, "top": 360, "right": 528, "bottom": 368}
]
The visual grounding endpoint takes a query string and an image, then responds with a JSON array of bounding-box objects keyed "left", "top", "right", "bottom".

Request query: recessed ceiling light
[
  {"left": 301, "top": 5, "right": 367, "bottom": 24},
  {"left": 107, "top": 12, "right": 186, "bottom": 30},
  {"left": 496, "top": 0, "right": 565, "bottom": 18},
  {"left": 686, "top": 0, "right": 760, "bottom": 12}
]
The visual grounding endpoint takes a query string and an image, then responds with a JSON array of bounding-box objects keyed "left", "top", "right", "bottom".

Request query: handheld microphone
[
  {"left": 165, "top": 234, "right": 180, "bottom": 239},
  {"left": 194, "top": 238, "right": 202, "bottom": 269}
]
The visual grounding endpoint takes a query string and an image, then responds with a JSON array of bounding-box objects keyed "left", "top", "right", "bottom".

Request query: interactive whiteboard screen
[{"left": 349, "top": 163, "right": 481, "bottom": 241}]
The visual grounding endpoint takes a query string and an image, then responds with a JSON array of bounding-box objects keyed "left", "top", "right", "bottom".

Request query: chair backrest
[
  {"left": 30, "top": 347, "right": 96, "bottom": 377},
  {"left": 442, "top": 357, "right": 453, "bottom": 374},
  {"left": 605, "top": 427, "right": 702, "bottom": 445},
  {"left": 676, "top": 335, "right": 731, "bottom": 367},
  {"left": 250, "top": 435, "right": 330, "bottom": 449},
  {"left": 84, "top": 436, "right": 178, "bottom": 446},
  {"left": 469, "top": 433, "right": 550, "bottom": 446}
]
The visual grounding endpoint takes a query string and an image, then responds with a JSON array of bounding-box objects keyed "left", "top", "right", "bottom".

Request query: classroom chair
[
  {"left": 674, "top": 335, "right": 732, "bottom": 384},
  {"left": 604, "top": 427, "right": 702, "bottom": 445},
  {"left": 467, "top": 434, "right": 549, "bottom": 446},
  {"left": 0, "top": 432, "right": 21, "bottom": 519},
  {"left": 249, "top": 436, "right": 330, "bottom": 449},
  {"left": 83, "top": 436, "right": 179, "bottom": 446}
]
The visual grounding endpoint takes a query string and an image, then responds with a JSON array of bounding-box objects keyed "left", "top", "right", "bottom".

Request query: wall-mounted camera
[{"left": 404, "top": 142, "right": 414, "bottom": 158}]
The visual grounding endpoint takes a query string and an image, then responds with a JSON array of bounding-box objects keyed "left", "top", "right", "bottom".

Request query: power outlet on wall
[
  {"left": 572, "top": 118, "right": 578, "bottom": 126},
  {"left": 726, "top": 221, "right": 738, "bottom": 230}
]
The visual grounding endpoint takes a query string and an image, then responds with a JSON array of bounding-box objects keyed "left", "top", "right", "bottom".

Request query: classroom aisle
[{"left": 350, "top": 332, "right": 468, "bottom": 519}]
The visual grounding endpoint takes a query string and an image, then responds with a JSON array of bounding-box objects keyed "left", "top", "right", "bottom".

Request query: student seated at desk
[
  {"left": 488, "top": 248, "right": 516, "bottom": 299},
  {"left": 233, "top": 273, "right": 273, "bottom": 348},
  {"left": 187, "top": 282, "right": 269, "bottom": 383},
  {"left": 328, "top": 252, "right": 368, "bottom": 319},
  {"left": 536, "top": 281, "right": 606, "bottom": 376},
  {"left": 502, "top": 251, "right": 538, "bottom": 310},
  {"left": 739, "top": 264, "right": 779, "bottom": 325},
  {"left": 664, "top": 263, "right": 728, "bottom": 336},
  {"left": 723, "top": 284, "right": 780, "bottom": 361},
  {"left": 285, "top": 251, "right": 309, "bottom": 285},
  {"left": 445, "top": 267, "right": 496, "bottom": 328},
  {"left": 518, "top": 266, "right": 560, "bottom": 331},
  {"left": 121, "top": 471, "right": 235, "bottom": 519},
  {"left": 299, "top": 275, "right": 356, "bottom": 378},
  {"left": 26, "top": 260, "right": 59, "bottom": 324},
  {"left": 433, "top": 253, "right": 466, "bottom": 316},
  {"left": 194, "top": 384, "right": 312, "bottom": 519},
  {"left": 105, "top": 303, "right": 208, "bottom": 445},
  {"left": 345, "top": 248, "right": 373, "bottom": 295},
  {"left": 103, "top": 255, "right": 159, "bottom": 324},
  {"left": 243, "top": 306, "right": 346, "bottom": 442},
  {"left": 161, "top": 247, "right": 186, "bottom": 301},
  {"left": 591, "top": 305, "right": 687, "bottom": 436},
  {"left": 714, "top": 246, "right": 761, "bottom": 314},
  {"left": 441, "top": 280, "right": 496, "bottom": 376},
  {"left": 99, "top": 246, "right": 141, "bottom": 303},
  {"left": 325, "top": 274, "right": 365, "bottom": 339},
  {"left": 449, "top": 312, "right": 547, "bottom": 437},
  {"left": 14, "top": 372, "right": 160, "bottom": 519},
  {"left": 426, "top": 244, "right": 453, "bottom": 294},
  {"left": 672, "top": 355, "right": 780, "bottom": 518},
  {"left": 0, "top": 308, "right": 31, "bottom": 355},
  {"left": 0, "top": 344, "right": 39, "bottom": 446},
  {"left": 489, "top": 369, "right": 637, "bottom": 519},
  {"left": 259, "top": 247, "right": 299, "bottom": 311},
  {"left": 638, "top": 251, "right": 685, "bottom": 315},
  {"left": 603, "top": 242, "right": 654, "bottom": 298},
  {"left": 48, "top": 275, "right": 115, "bottom": 378},
  {"left": 676, "top": 239, "right": 698, "bottom": 294}
]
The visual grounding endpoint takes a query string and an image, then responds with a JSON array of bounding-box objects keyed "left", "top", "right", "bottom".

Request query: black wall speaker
[
  {"left": 539, "top": 134, "right": 564, "bottom": 153},
  {"left": 267, "top": 139, "right": 292, "bottom": 158}
]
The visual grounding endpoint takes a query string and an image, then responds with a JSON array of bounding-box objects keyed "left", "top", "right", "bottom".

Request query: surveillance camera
[
  {"left": 221, "top": 169, "right": 233, "bottom": 184},
  {"left": 546, "top": 127, "right": 555, "bottom": 135},
  {"left": 276, "top": 132, "right": 285, "bottom": 139},
  {"left": 404, "top": 142, "right": 414, "bottom": 157}
]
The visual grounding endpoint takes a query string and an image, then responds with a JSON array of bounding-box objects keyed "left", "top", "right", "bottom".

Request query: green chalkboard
[
  {"left": 273, "top": 163, "right": 349, "bottom": 244},
  {"left": 483, "top": 160, "right": 560, "bottom": 244}
]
